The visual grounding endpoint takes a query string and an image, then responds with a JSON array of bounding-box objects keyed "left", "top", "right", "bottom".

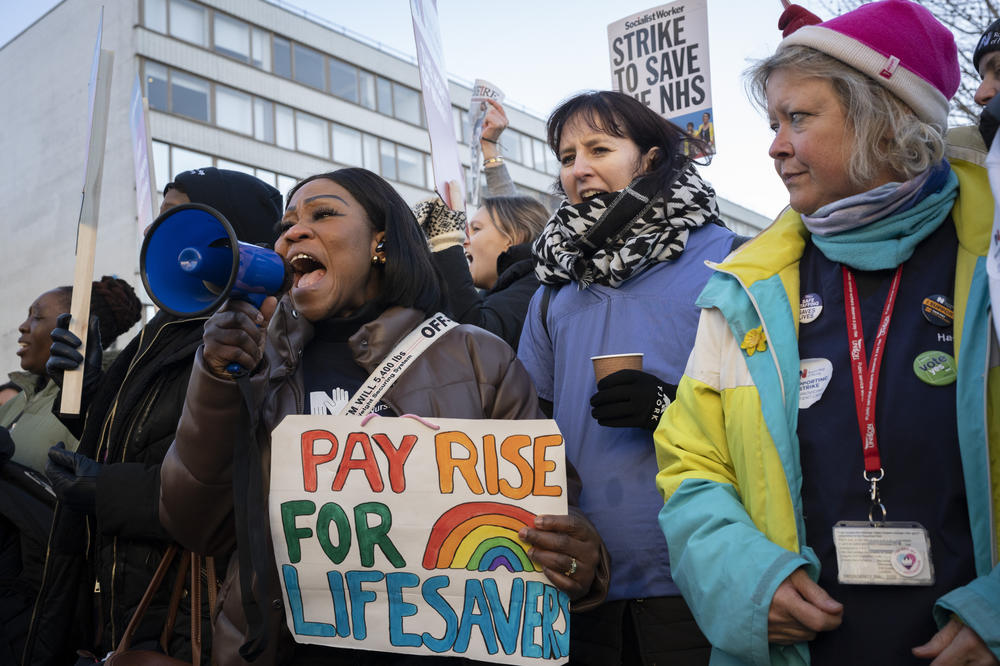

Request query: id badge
[{"left": 832, "top": 521, "right": 935, "bottom": 586}]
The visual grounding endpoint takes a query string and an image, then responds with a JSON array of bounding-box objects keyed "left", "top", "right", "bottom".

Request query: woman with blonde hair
[{"left": 655, "top": 2, "right": 999, "bottom": 663}]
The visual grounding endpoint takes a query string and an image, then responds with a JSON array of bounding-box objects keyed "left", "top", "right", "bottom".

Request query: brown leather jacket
[{"left": 159, "top": 302, "right": 608, "bottom": 665}]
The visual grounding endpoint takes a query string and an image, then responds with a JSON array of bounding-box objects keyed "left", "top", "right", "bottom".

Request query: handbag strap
[
  {"left": 160, "top": 551, "right": 191, "bottom": 653},
  {"left": 114, "top": 544, "right": 179, "bottom": 655},
  {"left": 189, "top": 555, "right": 202, "bottom": 666}
]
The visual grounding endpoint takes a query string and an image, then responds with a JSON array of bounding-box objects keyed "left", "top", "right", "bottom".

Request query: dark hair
[
  {"left": 54, "top": 276, "right": 142, "bottom": 349},
  {"left": 287, "top": 168, "right": 445, "bottom": 315},
  {"left": 480, "top": 196, "right": 550, "bottom": 245},
  {"left": 546, "top": 90, "right": 710, "bottom": 199}
]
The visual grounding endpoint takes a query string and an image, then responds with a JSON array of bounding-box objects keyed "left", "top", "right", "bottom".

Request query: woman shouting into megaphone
[{"left": 158, "top": 168, "right": 608, "bottom": 666}]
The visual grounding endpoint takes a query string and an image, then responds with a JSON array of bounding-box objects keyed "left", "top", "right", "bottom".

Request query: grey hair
[{"left": 746, "top": 45, "right": 944, "bottom": 188}]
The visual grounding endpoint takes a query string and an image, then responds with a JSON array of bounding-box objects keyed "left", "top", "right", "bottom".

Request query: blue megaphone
[{"left": 140, "top": 203, "right": 289, "bottom": 318}]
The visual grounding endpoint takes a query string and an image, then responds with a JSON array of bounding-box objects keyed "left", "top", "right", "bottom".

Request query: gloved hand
[
  {"left": 0, "top": 428, "right": 13, "bottom": 466},
  {"left": 412, "top": 197, "right": 467, "bottom": 251},
  {"left": 589, "top": 369, "right": 677, "bottom": 431},
  {"left": 45, "top": 442, "right": 100, "bottom": 514},
  {"left": 46, "top": 313, "right": 104, "bottom": 392},
  {"left": 980, "top": 92, "right": 1000, "bottom": 148}
]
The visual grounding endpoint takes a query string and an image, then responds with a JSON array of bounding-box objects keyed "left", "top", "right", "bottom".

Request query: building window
[
  {"left": 359, "top": 71, "right": 376, "bottom": 110},
  {"left": 397, "top": 145, "right": 423, "bottom": 186},
  {"left": 519, "top": 134, "right": 535, "bottom": 169},
  {"left": 152, "top": 140, "right": 170, "bottom": 192},
  {"left": 329, "top": 59, "right": 358, "bottom": 103},
  {"left": 169, "top": 0, "right": 207, "bottom": 47},
  {"left": 362, "top": 134, "right": 379, "bottom": 172},
  {"left": 424, "top": 154, "right": 434, "bottom": 190},
  {"left": 143, "top": 0, "right": 167, "bottom": 33},
  {"left": 253, "top": 98, "right": 274, "bottom": 143},
  {"left": 376, "top": 77, "right": 393, "bottom": 116},
  {"left": 502, "top": 129, "right": 522, "bottom": 163},
  {"left": 216, "top": 85, "right": 252, "bottom": 135},
  {"left": 213, "top": 13, "right": 250, "bottom": 63},
  {"left": 277, "top": 174, "right": 298, "bottom": 196},
  {"left": 379, "top": 141, "right": 397, "bottom": 181},
  {"left": 171, "top": 71, "right": 210, "bottom": 122},
  {"left": 251, "top": 28, "right": 271, "bottom": 70},
  {"left": 293, "top": 43, "right": 325, "bottom": 90},
  {"left": 295, "top": 111, "right": 328, "bottom": 158},
  {"left": 532, "top": 139, "right": 548, "bottom": 174},
  {"left": 393, "top": 84, "right": 421, "bottom": 126},
  {"left": 255, "top": 168, "right": 276, "bottom": 187},
  {"left": 332, "top": 124, "right": 362, "bottom": 167},
  {"left": 452, "top": 107, "right": 466, "bottom": 144},
  {"left": 275, "top": 104, "right": 295, "bottom": 149},
  {"left": 171, "top": 144, "right": 212, "bottom": 176},
  {"left": 145, "top": 62, "right": 168, "bottom": 112},
  {"left": 273, "top": 36, "right": 292, "bottom": 78},
  {"left": 216, "top": 159, "right": 255, "bottom": 176}
]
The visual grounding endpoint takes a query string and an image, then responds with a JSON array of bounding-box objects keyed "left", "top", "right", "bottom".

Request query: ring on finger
[{"left": 563, "top": 557, "right": 578, "bottom": 577}]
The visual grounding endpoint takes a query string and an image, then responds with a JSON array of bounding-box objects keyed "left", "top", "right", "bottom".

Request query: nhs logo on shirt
[{"left": 308, "top": 388, "right": 392, "bottom": 416}]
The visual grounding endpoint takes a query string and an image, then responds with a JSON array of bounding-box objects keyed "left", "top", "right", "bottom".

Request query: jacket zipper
[{"left": 99, "top": 318, "right": 198, "bottom": 647}]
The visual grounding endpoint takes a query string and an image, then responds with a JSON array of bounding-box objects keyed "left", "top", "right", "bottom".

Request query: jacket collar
[{"left": 267, "top": 297, "right": 429, "bottom": 377}]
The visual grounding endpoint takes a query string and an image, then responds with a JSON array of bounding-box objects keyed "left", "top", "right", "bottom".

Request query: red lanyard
[{"left": 841, "top": 265, "right": 903, "bottom": 475}]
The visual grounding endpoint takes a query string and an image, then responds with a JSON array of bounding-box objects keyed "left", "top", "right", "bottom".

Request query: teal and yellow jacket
[{"left": 654, "top": 141, "right": 1000, "bottom": 665}]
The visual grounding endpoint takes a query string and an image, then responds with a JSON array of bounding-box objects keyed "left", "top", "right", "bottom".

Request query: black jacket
[
  {"left": 23, "top": 311, "right": 218, "bottom": 665},
  {"left": 433, "top": 242, "right": 539, "bottom": 349}
]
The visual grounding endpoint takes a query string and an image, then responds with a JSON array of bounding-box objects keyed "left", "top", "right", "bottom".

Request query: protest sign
[
  {"left": 269, "top": 415, "right": 570, "bottom": 664},
  {"left": 607, "top": 0, "right": 715, "bottom": 156},
  {"left": 411, "top": 0, "right": 466, "bottom": 210},
  {"left": 467, "top": 79, "right": 504, "bottom": 205},
  {"left": 129, "top": 73, "right": 157, "bottom": 247},
  {"left": 61, "top": 9, "right": 114, "bottom": 414}
]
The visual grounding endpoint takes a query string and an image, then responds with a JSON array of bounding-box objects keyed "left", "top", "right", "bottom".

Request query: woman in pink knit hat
[{"left": 654, "top": 1, "right": 999, "bottom": 664}]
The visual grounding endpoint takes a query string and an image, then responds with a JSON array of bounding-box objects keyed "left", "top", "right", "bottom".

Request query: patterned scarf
[{"left": 532, "top": 164, "right": 721, "bottom": 288}]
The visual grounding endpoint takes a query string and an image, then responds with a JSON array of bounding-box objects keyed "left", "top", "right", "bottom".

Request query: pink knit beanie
[{"left": 781, "top": 0, "right": 959, "bottom": 130}]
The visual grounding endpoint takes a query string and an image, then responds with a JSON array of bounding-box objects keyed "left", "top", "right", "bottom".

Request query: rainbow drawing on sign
[{"left": 422, "top": 501, "right": 542, "bottom": 573}]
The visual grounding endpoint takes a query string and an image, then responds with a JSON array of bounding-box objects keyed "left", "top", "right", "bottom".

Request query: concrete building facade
[{"left": 0, "top": 0, "right": 767, "bottom": 376}]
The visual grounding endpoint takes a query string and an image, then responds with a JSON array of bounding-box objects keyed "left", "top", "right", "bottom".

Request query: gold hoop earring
[{"left": 371, "top": 255, "right": 386, "bottom": 266}]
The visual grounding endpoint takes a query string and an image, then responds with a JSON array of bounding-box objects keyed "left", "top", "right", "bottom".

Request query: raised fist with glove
[
  {"left": 46, "top": 313, "right": 104, "bottom": 395},
  {"left": 45, "top": 442, "right": 100, "bottom": 513},
  {"left": 413, "top": 197, "right": 467, "bottom": 252},
  {"left": 590, "top": 369, "right": 677, "bottom": 431}
]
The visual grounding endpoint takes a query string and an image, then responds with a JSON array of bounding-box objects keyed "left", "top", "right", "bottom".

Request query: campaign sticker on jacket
[
  {"left": 799, "top": 358, "right": 833, "bottom": 409},
  {"left": 913, "top": 350, "right": 957, "bottom": 386},
  {"left": 920, "top": 294, "right": 953, "bottom": 327},
  {"left": 799, "top": 293, "right": 823, "bottom": 324}
]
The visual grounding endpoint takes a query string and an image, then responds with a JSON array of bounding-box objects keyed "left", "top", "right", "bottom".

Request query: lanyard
[{"left": 841, "top": 265, "right": 903, "bottom": 521}]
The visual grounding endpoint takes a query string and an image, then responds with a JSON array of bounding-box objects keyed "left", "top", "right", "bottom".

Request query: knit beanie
[
  {"left": 781, "top": 0, "right": 959, "bottom": 131},
  {"left": 974, "top": 18, "right": 1000, "bottom": 72},
  {"left": 169, "top": 167, "right": 284, "bottom": 247}
]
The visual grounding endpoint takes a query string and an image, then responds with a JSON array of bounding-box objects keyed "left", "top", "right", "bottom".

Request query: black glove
[
  {"left": 980, "top": 92, "right": 1000, "bottom": 148},
  {"left": 47, "top": 313, "right": 103, "bottom": 391},
  {"left": 45, "top": 442, "right": 100, "bottom": 514},
  {"left": 0, "top": 428, "right": 13, "bottom": 466},
  {"left": 589, "top": 369, "right": 677, "bottom": 431}
]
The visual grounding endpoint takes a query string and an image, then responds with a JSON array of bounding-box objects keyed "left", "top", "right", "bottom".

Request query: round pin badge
[
  {"left": 912, "top": 350, "right": 957, "bottom": 386},
  {"left": 800, "top": 293, "right": 823, "bottom": 324},
  {"left": 921, "top": 294, "right": 953, "bottom": 327}
]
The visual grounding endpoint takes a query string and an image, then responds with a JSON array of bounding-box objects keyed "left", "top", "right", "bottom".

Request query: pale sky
[{"left": 0, "top": 0, "right": 834, "bottom": 220}]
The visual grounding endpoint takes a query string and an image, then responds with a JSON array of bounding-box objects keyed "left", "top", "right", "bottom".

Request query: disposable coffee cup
[{"left": 591, "top": 353, "right": 643, "bottom": 383}]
